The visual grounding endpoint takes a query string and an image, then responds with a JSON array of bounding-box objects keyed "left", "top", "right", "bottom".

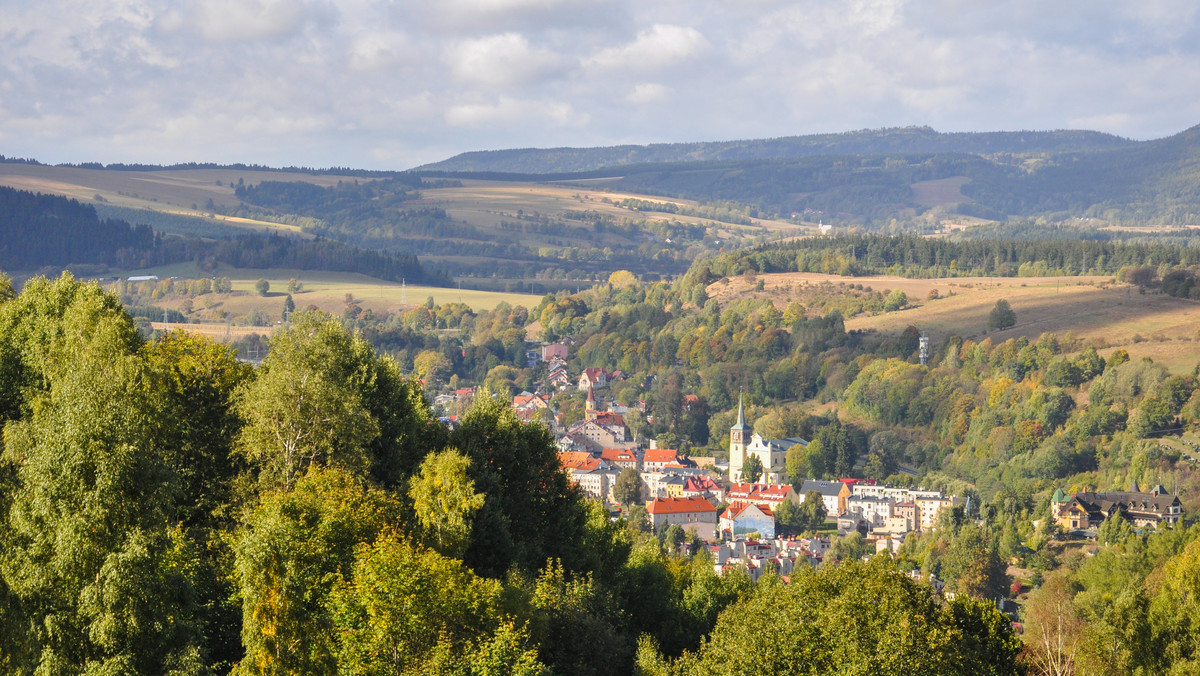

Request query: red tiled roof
[
  {"left": 644, "top": 448, "right": 679, "bottom": 464},
  {"left": 646, "top": 496, "right": 717, "bottom": 515},
  {"left": 684, "top": 476, "right": 721, "bottom": 493},
  {"left": 729, "top": 483, "right": 793, "bottom": 499},
  {"left": 592, "top": 412, "right": 625, "bottom": 427},
  {"left": 601, "top": 448, "right": 637, "bottom": 463},
  {"left": 558, "top": 451, "right": 596, "bottom": 470},
  {"left": 721, "top": 501, "right": 774, "bottom": 520}
]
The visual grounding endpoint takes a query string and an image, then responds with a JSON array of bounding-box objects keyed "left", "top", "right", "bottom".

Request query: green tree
[
  {"left": 328, "top": 533, "right": 531, "bottom": 675},
  {"left": 941, "top": 524, "right": 1008, "bottom": 600},
  {"left": 449, "top": 394, "right": 589, "bottom": 577},
  {"left": 664, "top": 557, "right": 1019, "bottom": 675},
  {"left": 798, "top": 491, "right": 828, "bottom": 532},
  {"left": 233, "top": 467, "right": 401, "bottom": 675},
  {"left": 282, "top": 293, "right": 295, "bottom": 321},
  {"left": 988, "top": 299, "right": 1016, "bottom": 330},
  {"left": 883, "top": 289, "right": 907, "bottom": 312},
  {"left": 255, "top": 278, "right": 270, "bottom": 296},
  {"left": 409, "top": 448, "right": 485, "bottom": 558},
  {"left": 742, "top": 455, "right": 763, "bottom": 483},
  {"left": 1, "top": 347, "right": 207, "bottom": 673},
  {"left": 142, "top": 331, "right": 252, "bottom": 527},
  {"left": 1022, "top": 571, "right": 1086, "bottom": 676},
  {"left": 774, "top": 499, "right": 803, "bottom": 536},
  {"left": 233, "top": 312, "right": 381, "bottom": 491},
  {"left": 614, "top": 467, "right": 643, "bottom": 505}
]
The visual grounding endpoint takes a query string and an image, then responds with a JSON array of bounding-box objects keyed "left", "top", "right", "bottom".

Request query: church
[{"left": 728, "top": 395, "right": 808, "bottom": 484}]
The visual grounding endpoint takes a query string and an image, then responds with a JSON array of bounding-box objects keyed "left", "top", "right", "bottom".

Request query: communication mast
[{"left": 919, "top": 332, "right": 930, "bottom": 366}]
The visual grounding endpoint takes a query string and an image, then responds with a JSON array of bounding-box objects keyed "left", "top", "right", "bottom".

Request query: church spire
[{"left": 732, "top": 393, "right": 747, "bottom": 430}]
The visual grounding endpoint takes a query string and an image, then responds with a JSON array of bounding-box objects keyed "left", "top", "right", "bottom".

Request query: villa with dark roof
[{"left": 1051, "top": 482, "right": 1182, "bottom": 529}]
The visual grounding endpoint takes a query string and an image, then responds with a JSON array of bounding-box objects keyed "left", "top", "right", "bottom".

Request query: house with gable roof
[
  {"left": 799, "top": 479, "right": 851, "bottom": 517},
  {"left": 1051, "top": 481, "right": 1182, "bottom": 529},
  {"left": 578, "top": 367, "right": 608, "bottom": 391},
  {"left": 600, "top": 447, "right": 641, "bottom": 471},
  {"left": 646, "top": 496, "right": 718, "bottom": 539},
  {"left": 727, "top": 482, "right": 799, "bottom": 511},
  {"left": 720, "top": 502, "right": 776, "bottom": 539},
  {"left": 643, "top": 447, "right": 682, "bottom": 472}
]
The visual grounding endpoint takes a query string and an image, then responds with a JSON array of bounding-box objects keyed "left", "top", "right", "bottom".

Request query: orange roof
[
  {"left": 646, "top": 496, "right": 717, "bottom": 515},
  {"left": 601, "top": 448, "right": 637, "bottom": 462},
  {"left": 592, "top": 412, "right": 625, "bottom": 426},
  {"left": 644, "top": 448, "right": 679, "bottom": 464},
  {"left": 558, "top": 451, "right": 597, "bottom": 471}
]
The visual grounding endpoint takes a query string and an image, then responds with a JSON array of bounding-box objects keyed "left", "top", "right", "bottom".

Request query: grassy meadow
[
  {"left": 106, "top": 264, "right": 542, "bottom": 341},
  {"left": 418, "top": 178, "right": 807, "bottom": 239},
  {"left": 710, "top": 271, "right": 1200, "bottom": 374}
]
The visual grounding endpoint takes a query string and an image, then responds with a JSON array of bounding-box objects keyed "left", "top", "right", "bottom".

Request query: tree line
[{"left": 0, "top": 186, "right": 444, "bottom": 284}]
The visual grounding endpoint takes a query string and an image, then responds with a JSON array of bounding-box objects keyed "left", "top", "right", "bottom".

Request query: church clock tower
[{"left": 729, "top": 394, "right": 748, "bottom": 481}]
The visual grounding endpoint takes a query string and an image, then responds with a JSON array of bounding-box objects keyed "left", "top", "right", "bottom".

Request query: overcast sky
[{"left": 2, "top": 0, "right": 1199, "bottom": 170}]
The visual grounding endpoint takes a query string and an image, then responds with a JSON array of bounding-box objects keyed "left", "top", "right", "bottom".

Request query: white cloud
[
  {"left": 585, "top": 24, "right": 708, "bottom": 71},
  {"left": 445, "top": 96, "right": 586, "bottom": 128},
  {"left": 1, "top": 0, "right": 1200, "bottom": 168},
  {"left": 348, "top": 31, "right": 415, "bottom": 70},
  {"left": 626, "top": 82, "right": 667, "bottom": 104},
  {"left": 191, "top": 0, "right": 327, "bottom": 43},
  {"left": 447, "top": 33, "right": 564, "bottom": 86}
]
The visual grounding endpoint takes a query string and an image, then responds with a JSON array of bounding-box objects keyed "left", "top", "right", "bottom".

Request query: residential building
[
  {"left": 600, "top": 448, "right": 640, "bottom": 471},
  {"left": 915, "top": 495, "right": 955, "bottom": 531},
  {"left": 720, "top": 502, "right": 776, "bottom": 539},
  {"left": 847, "top": 495, "right": 892, "bottom": 528},
  {"left": 799, "top": 479, "right": 852, "bottom": 517},
  {"left": 542, "top": 343, "right": 569, "bottom": 361},
  {"left": 681, "top": 475, "right": 725, "bottom": 504},
  {"left": 643, "top": 447, "right": 682, "bottom": 472},
  {"left": 727, "top": 482, "right": 798, "bottom": 511},
  {"left": 646, "top": 496, "right": 718, "bottom": 539},
  {"left": 1051, "top": 484, "right": 1182, "bottom": 529},
  {"left": 578, "top": 367, "right": 608, "bottom": 391}
]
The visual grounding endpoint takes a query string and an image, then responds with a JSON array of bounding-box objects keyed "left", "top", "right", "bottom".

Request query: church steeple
[
  {"left": 585, "top": 385, "right": 597, "bottom": 421},
  {"left": 732, "top": 393, "right": 747, "bottom": 431},
  {"left": 729, "top": 393, "right": 748, "bottom": 481}
]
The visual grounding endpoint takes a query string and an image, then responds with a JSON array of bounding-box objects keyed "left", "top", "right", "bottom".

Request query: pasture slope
[{"left": 709, "top": 271, "right": 1200, "bottom": 374}]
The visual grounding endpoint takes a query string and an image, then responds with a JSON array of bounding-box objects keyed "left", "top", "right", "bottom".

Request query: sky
[{"left": 2, "top": 0, "right": 1199, "bottom": 170}]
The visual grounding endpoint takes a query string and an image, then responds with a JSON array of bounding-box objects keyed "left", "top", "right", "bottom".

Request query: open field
[
  {"left": 418, "top": 178, "right": 810, "bottom": 238},
  {"left": 106, "top": 265, "right": 543, "bottom": 336},
  {"left": 709, "top": 271, "right": 1200, "bottom": 374},
  {"left": 0, "top": 165, "right": 810, "bottom": 244},
  {"left": 0, "top": 164, "right": 343, "bottom": 211}
]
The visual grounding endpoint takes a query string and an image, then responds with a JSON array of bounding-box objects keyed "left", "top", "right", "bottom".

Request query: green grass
[{"left": 114, "top": 263, "right": 542, "bottom": 316}]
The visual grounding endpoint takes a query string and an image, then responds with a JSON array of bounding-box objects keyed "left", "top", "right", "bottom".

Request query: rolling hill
[{"left": 417, "top": 126, "right": 1136, "bottom": 174}]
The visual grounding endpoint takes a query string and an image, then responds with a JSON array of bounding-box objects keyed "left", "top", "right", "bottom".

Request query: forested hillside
[
  {"left": 419, "top": 127, "right": 1135, "bottom": 174},
  {"left": 0, "top": 186, "right": 443, "bottom": 284},
  {"left": 418, "top": 123, "right": 1200, "bottom": 226}
]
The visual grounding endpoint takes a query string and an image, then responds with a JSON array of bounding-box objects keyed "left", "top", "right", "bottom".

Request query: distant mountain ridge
[{"left": 417, "top": 126, "right": 1138, "bottom": 174}]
